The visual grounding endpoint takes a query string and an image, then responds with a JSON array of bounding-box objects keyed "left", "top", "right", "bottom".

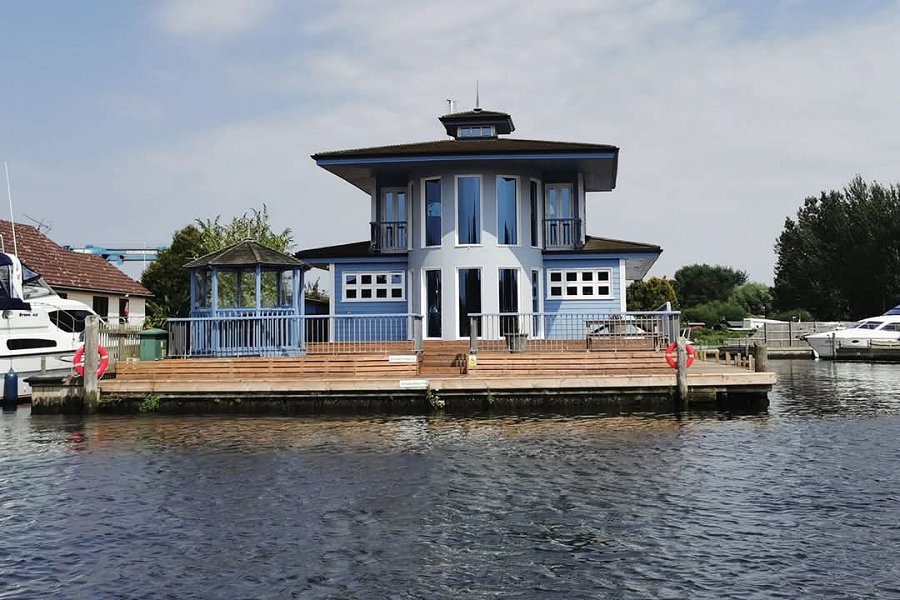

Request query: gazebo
[{"left": 183, "top": 239, "right": 310, "bottom": 356}]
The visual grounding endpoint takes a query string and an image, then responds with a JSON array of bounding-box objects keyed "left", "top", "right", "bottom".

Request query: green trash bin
[{"left": 139, "top": 328, "right": 168, "bottom": 361}]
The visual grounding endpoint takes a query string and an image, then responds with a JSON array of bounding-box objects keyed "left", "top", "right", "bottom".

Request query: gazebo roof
[{"left": 185, "top": 239, "right": 310, "bottom": 270}]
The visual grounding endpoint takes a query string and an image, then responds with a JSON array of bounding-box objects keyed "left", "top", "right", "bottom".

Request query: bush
[
  {"left": 769, "top": 308, "right": 814, "bottom": 322},
  {"left": 681, "top": 301, "right": 747, "bottom": 327}
]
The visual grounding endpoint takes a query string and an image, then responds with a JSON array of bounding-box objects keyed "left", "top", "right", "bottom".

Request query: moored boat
[
  {"left": 0, "top": 251, "right": 95, "bottom": 399},
  {"left": 803, "top": 305, "right": 900, "bottom": 360}
]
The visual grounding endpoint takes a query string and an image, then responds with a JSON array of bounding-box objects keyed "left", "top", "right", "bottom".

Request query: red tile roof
[{"left": 0, "top": 220, "right": 152, "bottom": 297}]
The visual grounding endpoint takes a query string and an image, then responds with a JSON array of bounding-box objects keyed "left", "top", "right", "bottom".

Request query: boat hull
[
  {"left": 0, "top": 351, "right": 78, "bottom": 399},
  {"left": 805, "top": 333, "right": 900, "bottom": 361}
]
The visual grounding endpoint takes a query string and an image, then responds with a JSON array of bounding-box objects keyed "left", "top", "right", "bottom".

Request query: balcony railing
[
  {"left": 544, "top": 218, "right": 582, "bottom": 250},
  {"left": 370, "top": 221, "right": 408, "bottom": 253}
]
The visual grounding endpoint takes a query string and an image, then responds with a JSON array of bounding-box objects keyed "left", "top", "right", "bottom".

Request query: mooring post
[
  {"left": 83, "top": 315, "right": 100, "bottom": 413},
  {"left": 753, "top": 342, "right": 768, "bottom": 372},
  {"left": 675, "top": 337, "right": 689, "bottom": 406},
  {"left": 413, "top": 316, "right": 423, "bottom": 353}
]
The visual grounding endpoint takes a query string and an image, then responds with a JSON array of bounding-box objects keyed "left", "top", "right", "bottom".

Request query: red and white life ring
[
  {"left": 73, "top": 345, "right": 109, "bottom": 378},
  {"left": 665, "top": 341, "right": 695, "bottom": 369}
]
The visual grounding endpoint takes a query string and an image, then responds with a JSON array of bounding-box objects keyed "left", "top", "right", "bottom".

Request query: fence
[
  {"left": 468, "top": 311, "right": 680, "bottom": 353},
  {"left": 167, "top": 314, "right": 422, "bottom": 357},
  {"left": 720, "top": 321, "right": 854, "bottom": 351},
  {"left": 166, "top": 311, "right": 680, "bottom": 358},
  {"left": 98, "top": 321, "right": 143, "bottom": 372}
]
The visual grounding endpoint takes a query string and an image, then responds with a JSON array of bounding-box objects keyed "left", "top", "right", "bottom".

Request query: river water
[{"left": 1, "top": 360, "right": 899, "bottom": 599}]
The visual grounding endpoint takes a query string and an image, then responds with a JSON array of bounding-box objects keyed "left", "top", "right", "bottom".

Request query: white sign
[
  {"left": 399, "top": 379, "right": 428, "bottom": 389},
  {"left": 388, "top": 355, "right": 418, "bottom": 364}
]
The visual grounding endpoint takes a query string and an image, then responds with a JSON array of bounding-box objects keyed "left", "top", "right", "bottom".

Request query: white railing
[
  {"left": 99, "top": 321, "right": 143, "bottom": 372},
  {"left": 468, "top": 311, "right": 680, "bottom": 352}
]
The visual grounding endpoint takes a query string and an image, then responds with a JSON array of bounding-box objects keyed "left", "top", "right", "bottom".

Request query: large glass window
[
  {"left": 547, "top": 268, "right": 612, "bottom": 299},
  {"left": 530, "top": 180, "right": 540, "bottom": 247},
  {"left": 424, "top": 178, "right": 442, "bottom": 247},
  {"left": 457, "top": 176, "right": 481, "bottom": 245},
  {"left": 458, "top": 268, "right": 482, "bottom": 337},
  {"left": 499, "top": 268, "right": 518, "bottom": 335},
  {"left": 343, "top": 271, "right": 405, "bottom": 302},
  {"left": 497, "top": 176, "right": 517, "bottom": 245},
  {"left": 425, "top": 270, "right": 442, "bottom": 338},
  {"left": 531, "top": 269, "right": 541, "bottom": 336}
]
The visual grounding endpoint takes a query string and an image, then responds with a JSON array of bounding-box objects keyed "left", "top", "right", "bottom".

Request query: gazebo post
[{"left": 294, "top": 267, "right": 305, "bottom": 355}]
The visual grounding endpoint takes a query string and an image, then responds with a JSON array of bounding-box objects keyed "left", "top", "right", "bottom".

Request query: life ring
[
  {"left": 665, "top": 341, "right": 695, "bottom": 369},
  {"left": 73, "top": 345, "right": 109, "bottom": 378}
]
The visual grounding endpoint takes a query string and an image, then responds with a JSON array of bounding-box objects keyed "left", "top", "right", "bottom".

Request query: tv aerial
[{"left": 23, "top": 213, "right": 52, "bottom": 234}]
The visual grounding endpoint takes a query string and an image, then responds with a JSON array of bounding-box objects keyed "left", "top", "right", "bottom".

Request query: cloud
[
  {"left": 18, "top": 0, "right": 900, "bottom": 287},
  {"left": 156, "top": 0, "right": 279, "bottom": 38}
]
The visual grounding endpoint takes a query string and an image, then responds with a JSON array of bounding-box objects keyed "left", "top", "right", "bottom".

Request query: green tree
[
  {"left": 141, "top": 206, "right": 294, "bottom": 326},
  {"left": 626, "top": 277, "right": 678, "bottom": 311},
  {"left": 673, "top": 264, "right": 748, "bottom": 308},
  {"left": 729, "top": 282, "right": 773, "bottom": 316},
  {"left": 773, "top": 176, "right": 900, "bottom": 320}
]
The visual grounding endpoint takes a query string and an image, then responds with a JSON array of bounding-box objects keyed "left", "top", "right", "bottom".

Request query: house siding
[{"left": 332, "top": 259, "right": 410, "bottom": 341}]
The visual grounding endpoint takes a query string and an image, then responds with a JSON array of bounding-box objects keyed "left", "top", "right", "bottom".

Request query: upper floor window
[
  {"left": 545, "top": 183, "right": 575, "bottom": 248},
  {"left": 424, "top": 178, "right": 442, "bottom": 247},
  {"left": 457, "top": 176, "right": 481, "bottom": 245},
  {"left": 547, "top": 268, "right": 612, "bottom": 299},
  {"left": 343, "top": 271, "right": 406, "bottom": 302},
  {"left": 376, "top": 188, "right": 408, "bottom": 251},
  {"left": 457, "top": 126, "right": 495, "bottom": 138},
  {"left": 497, "top": 176, "right": 518, "bottom": 245}
]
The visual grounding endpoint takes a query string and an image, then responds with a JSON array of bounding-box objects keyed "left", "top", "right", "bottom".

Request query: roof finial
[{"left": 475, "top": 81, "right": 480, "bottom": 110}]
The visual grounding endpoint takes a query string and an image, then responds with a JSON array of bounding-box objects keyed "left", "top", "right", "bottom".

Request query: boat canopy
[
  {"left": 883, "top": 305, "right": 900, "bottom": 316},
  {"left": 0, "top": 252, "right": 32, "bottom": 311}
]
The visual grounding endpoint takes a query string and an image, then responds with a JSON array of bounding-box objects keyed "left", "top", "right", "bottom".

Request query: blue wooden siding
[
  {"left": 540, "top": 256, "right": 621, "bottom": 339},
  {"left": 332, "top": 259, "right": 410, "bottom": 341}
]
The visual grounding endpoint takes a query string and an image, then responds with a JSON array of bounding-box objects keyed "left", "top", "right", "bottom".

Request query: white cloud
[
  {"left": 156, "top": 0, "right": 279, "bottom": 38},
  {"left": 18, "top": 1, "right": 900, "bottom": 286}
]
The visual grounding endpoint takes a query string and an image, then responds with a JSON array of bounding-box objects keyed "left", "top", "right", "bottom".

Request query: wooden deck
[{"left": 96, "top": 347, "right": 776, "bottom": 412}]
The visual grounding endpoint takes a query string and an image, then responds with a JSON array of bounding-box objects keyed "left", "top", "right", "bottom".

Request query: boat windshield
[
  {"left": 883, "top": 305, "right": 900, "bottom": 316},
  {"left": 854, "top": 320, "right": 884, "bottom": 330}
]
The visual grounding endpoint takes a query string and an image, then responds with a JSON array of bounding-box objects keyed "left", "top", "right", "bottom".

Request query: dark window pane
[
  {"left": 497, "top": 176, "right": 517, "bottom": 245},
  {"left": 582, "top": 287, "right": 594, "bottom": 295},
  {"left": 458, "top": 268, "right": 482, "bottom": 337},
  {"left": 550, "top": 286, "right": 562, "bottom": 297},
  {"left": 598, "top": 271, "right": 610, "bottom": 281},
  {"left": 376, "top": 274, "right": 387, "bottom": 284},
  {"left": 530, "top": 181, "right": 539, "bottom": 246},
  {"left": 582, "top": 272, "right": 593, "bottom": 281},
  {"left": 550, "top": 272, "right": 562, "bottom": 282},
  {"left": 566, "top": 272, "right": 577, "bottom": 282},
  {"left": 598, "top": 286, "right": 610, "bottom": 295},
  {"left": 426, "top": 270, "right": 442, "bottom": 337},
  {"left": 361, "top": 289, "right": 372, "bottom": 298},
  {"left": 425, "top": 179, "right": 442, "bottom": 246},
  {"left": 346, "top": 289, "right": 357, "bottom": 299},
  {"left": 566, "top": 286, "right": 577, "bottom": 295},
  {"left": 391, "top": 288, "right": 403, "bottom": 298},
  {"left": 376, "top": 289, "right": 387, "bottom": 298},
  {"left": 457, "top": 177, "right": 481, "bottom": 244},
  {"left": 361, "top": 275, "right": 372, "bottom": 284}
]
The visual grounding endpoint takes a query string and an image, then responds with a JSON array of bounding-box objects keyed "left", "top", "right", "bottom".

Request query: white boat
[
  {"left": 1, "top": 251, "right": 95, "bottom": 399},
  {"left": 803, "top": 305, "right": 900, "bottom": 360}
]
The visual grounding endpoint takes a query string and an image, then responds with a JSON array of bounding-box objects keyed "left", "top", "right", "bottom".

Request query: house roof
[
  {"left": 185, "top": 239, "right": 311, "bottom": 269},
  {"left": 312, "top": 137, "right": 617, "bottom": 161},
  {"left": 0, "top": 220, "right": 152, "bottom": 297},
  {"left": 295, "top": 235, "right": 659, "bottom": 262}
]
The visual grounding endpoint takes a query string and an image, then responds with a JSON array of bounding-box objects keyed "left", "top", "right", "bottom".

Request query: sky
[{"left": 2, "top": 0, "right": 899, "bottom": 285}]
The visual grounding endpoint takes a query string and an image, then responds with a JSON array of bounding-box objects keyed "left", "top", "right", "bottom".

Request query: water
[{"left": 2, "top": 360, "right": 900, "bottom": 599}]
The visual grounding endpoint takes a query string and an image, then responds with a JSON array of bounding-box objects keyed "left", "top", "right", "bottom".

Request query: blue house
[{"left": 296, "top": 108, "right": 663, "bottom": 345}]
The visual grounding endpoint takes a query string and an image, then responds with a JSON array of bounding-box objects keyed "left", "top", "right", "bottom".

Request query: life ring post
[
  {"left": 675, "top": 337, "right": 689, "bottom": 405},
  {"left": 82, "top": 315, "right": 101, "bottom": 413}
]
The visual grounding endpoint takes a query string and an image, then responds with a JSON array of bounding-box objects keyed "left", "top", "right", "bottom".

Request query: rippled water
[{"left": 2, "top": 360, "right": 900, "bottom": 599}]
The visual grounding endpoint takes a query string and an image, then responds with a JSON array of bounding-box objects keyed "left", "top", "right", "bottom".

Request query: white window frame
[
  {"left": 546, "top": 268, "right": 613, "bottom": 300},
  {"left": 421, "top": 176, "right": 442, "bottom": 248},
  {"left": 496, "top": 174, "right": 519, "bottom": 247},
  {"left": 342, "top": 271, "right": 406, "bottom": 302},
  {"left": 458, "top": 125, "right": 495, "bottom": 138},
  {"left": 455, "top": 174, "right": 483, "bottom": 247}
]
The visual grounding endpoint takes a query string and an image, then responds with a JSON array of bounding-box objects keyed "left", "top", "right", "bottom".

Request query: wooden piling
[
  {"left": 83, "top": 315, "right": 100, "bottom": 413},
  {"left": 753, "top": 342, "right": 768, "bottom": 373},
  {"left": 675, "top": 337, "right": 689, "bottom": 405}
]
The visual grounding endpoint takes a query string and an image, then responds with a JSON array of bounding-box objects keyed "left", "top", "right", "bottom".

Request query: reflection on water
[{"left": 1, "top": 360, "right": 899, "bottom": 599}]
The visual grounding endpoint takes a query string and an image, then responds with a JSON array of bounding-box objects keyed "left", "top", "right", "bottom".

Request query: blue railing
[{"left": 167, "top": 314, "right": 422, "bottom": 357}]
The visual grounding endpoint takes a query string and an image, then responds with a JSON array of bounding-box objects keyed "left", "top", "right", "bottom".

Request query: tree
[
  {"left": 681, "top": 300, "right": 747, "bottom": 327},
  {"left": 773, "top": 176, "right": 900, "bottom": 320},
  {"left": 141, "top": 206, "right": 294, "bottom": 326},
  {"left": 729, "top": 282, "right": 773, "bottom": 316},
  {"left": 673, "top": 264, "right": 748, "bottom": 308},
  {"left": 626, "top": 277, "right": 678, "bottom": 311}
]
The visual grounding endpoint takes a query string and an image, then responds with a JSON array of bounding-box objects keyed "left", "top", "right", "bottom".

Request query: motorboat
[
  {"left": 802, "top": 305, "right": 900, "bottom": 360},
  {"left": 1, "top": 251, "right": 95, "bottom": 399}
]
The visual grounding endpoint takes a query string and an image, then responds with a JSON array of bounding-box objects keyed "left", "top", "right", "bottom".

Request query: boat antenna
[
  {"left": 475, "top": 81, "right": 480, "bottom": 109},
  {"left": 4, "top": 162, "right": 17, "bottom": 256}
]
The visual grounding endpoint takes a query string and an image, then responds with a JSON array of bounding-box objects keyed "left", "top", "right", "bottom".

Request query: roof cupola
[{"left": 439, "top": 108, "right": 515, "bottom": 140}]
